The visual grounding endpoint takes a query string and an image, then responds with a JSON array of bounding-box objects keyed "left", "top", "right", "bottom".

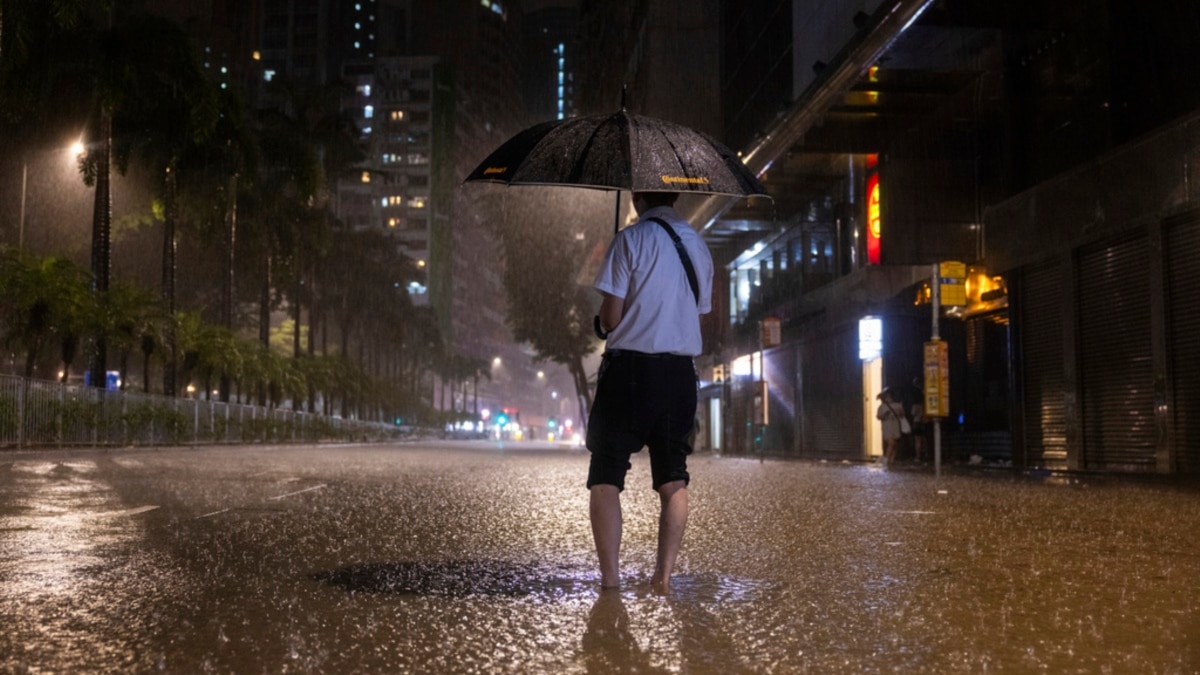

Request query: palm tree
[
  {"left": 0, "top": 0, "right": 90, "bottom": 66},
  {"left": 0, "top": 249, "right": 91, "bottom": 380},
  {"left": 97, "top": 281, "right": 163, "bottom": 391},
  {"left": 75, "top": 9, "right": 219, "bottom": 390}
]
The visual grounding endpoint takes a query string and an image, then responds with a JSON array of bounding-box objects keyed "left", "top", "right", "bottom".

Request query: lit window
[
  {"left": 391, "top": 110, "right": 405, "bottom": 121},
  {"left": 355, "top": 22, "right": 361, "bottom": 30},
  {"left": 408, "top": 196, "right": 427, "bottom": 209},
  {"left": 388, "top": 218, "right": 400, "bottom": 228},
  {"left": 362, "top": 126, "right": 371, "bottom": 135},
  {"left": 417, "top": 259, "right": 426, "bottom": 268},
  {"left": 252, "top": 50, "right": 261, "bottom": 60},
  {"left": 381, "top": 198, "right": 389, "bottom": 207},
  {"left": 364, "top": 105, "right": 374, "bottom": 119},
  {"left": 220, "top": 66, "right": 228, "bottom": 74},
  {"left": 361, "top": 171, "right": 371, "bottom": 183},
  {"left": 358, "top": 84, "right": 371, "bottom": 96},
  {"left": 264, "top": 70, "right": 276, "bottom": 82},
  {"left": 354, "top": 41, "right": 361, "bottom": 49}
]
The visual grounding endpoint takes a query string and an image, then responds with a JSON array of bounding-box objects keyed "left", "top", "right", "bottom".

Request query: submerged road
[{"left": 1, "top": 442, "right": 1198, "bottom": 673}]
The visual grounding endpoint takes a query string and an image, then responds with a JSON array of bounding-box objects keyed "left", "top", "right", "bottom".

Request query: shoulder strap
[{"left": 648, "top": 217, "right": 700, "bottom": 305}]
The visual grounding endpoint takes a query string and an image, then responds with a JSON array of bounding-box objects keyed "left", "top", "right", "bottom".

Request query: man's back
[{"left": 593, "top": 205, "right": 712, "bottom": 356}]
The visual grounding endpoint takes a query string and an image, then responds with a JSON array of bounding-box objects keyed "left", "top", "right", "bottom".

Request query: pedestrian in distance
[
  {"left": 877, "top": 387, "right": 909, "bottom": 467},
  {"left": 586, "top": 190, "right": 714, "bottom": 594}
]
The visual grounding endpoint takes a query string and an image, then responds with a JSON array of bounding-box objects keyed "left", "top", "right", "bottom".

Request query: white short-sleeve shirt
[{"left": 593, "top": 205, "right": 713, "bottom": 356}]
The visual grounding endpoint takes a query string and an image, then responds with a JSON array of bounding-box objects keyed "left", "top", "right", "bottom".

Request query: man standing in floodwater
[{"left": 586, "top": 191, "right": 714, "bottom": 593}]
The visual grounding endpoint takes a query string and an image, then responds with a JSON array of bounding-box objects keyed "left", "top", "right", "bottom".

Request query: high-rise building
[
  {"left": 521, "top": 4, "right": 579, "bottom": 123},
  {"left": 341, "top": 1, "right": 559, "bottom": 418},
  {"left": 139, "top": 0, "right": 263, "bottom": 96}
]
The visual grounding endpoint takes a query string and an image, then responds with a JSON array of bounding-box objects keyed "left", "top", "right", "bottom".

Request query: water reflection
[
  {"left": 581, "top": 590, "right": 662, "bottom": 673},
  {"left": 0, "top": 460, "right": 167, "bottom": 671},
  {"left": 580, "top": 575, "right": 773, "bottom": 673},
  {"left": 313, "top": 559, "right": 593, "bottom": 597}
]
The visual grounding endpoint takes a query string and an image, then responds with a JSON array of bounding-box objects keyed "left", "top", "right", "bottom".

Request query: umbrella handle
[{"left": 613, "top": 190, "right": 621, "bottom": 235}]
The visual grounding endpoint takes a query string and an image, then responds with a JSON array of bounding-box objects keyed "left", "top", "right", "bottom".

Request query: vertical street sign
[{"left": 923, "top": 340, "right": 950, "bottom": 417}]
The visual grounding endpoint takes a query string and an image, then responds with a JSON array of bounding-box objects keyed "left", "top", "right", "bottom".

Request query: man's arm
[{"left": 599, "top": 292, "right": 625, "bottom": 334}]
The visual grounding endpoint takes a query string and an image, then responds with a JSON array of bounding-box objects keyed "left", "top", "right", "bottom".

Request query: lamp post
[{"left": 18, "top": 161, "right": 27, "bottom": 250}]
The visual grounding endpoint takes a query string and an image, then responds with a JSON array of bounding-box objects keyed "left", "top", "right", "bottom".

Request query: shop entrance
[{"left": 862, "top": 357, "right": 883, "bottom": 458}]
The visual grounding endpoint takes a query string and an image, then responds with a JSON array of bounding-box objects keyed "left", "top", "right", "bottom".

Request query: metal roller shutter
[
  {"left": 800, "top": 326, "right": 860, "bottom": 457},
  {"left": 1019, "top": 262, "right": 1067, "bottom": 468},
  {"left": 762, "top": 345, "right": 799, "bottom": 456},
  {"left": 1164, "top": 214, "right": 1200, "bottom": 473},
  {"left": 1077, "top": 233, "right": 1155, "bottom": 470}
]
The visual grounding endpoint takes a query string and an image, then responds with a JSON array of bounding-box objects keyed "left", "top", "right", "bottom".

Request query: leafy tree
[
  {"left": 95, "top": 280, "right": 162, "bottom": 391},
  {"left": 74, "top": 8, "right": 219, "bottom": 390},
  {"left": 482, "top": 188, "right": 614, "bottom": 423},
  {"left": 0, "top": 248, "right": 91, "bottom": 379}
]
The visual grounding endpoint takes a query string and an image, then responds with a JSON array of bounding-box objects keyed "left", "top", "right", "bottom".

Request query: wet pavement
[{"left": 1, "top": 442, "right": 1198, "bottom": 673}]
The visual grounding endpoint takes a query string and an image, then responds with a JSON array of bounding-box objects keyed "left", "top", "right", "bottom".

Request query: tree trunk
[
  {"left": 161, "top": 162, "right": 177, "bottom": 397},
  {"left": 89, "top": 111, "right": 112, "bottom": 390},
  {"left": 292, "top": 273, "right": 302, "bottom": 358},
  {"left": 569, "top": 355, "right": 592, "bottom": 433},
  {"left": 258, "top": 254, "right": 271, "bottom": 406},
  {"left": 219, "top": 173, "right": 237, "bottom": 403}
]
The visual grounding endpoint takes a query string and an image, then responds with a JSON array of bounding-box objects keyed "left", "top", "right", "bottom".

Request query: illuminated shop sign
[
  {"left": 859, "top": 316, "right": 882, "bottom": 360},
  {"left": 866, "top": 172, "right": 881, "bottom": 265}
]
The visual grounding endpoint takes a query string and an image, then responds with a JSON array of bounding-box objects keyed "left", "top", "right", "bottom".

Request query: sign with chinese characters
[
  {"left": 760, "top": 317, "right": 781, "bottom": 348},
  {"left": 939, "top": 260, "right": 967, "bottom": 306},
  {"left": 866, "top": 172, "right": 881, "bottom": 264},
  {"left": 923, "top": 339, "right": 950, "bottom": 417}
]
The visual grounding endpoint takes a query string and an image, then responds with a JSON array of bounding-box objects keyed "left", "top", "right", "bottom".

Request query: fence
[{"left": 0, "top": 374, "right": 398, "bottom": 449}]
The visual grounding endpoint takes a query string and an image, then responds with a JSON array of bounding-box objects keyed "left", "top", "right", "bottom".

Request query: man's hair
[{"left": 634, "top": 191, "right": 679, "bottom": 208}]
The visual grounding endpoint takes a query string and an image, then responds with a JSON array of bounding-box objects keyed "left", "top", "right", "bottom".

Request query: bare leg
[
  {"left": 590, "top": 484, "right": 622, "bottom": 588},
  {"left": 651, "top": 480, "right": 688, "bottom": 594}
]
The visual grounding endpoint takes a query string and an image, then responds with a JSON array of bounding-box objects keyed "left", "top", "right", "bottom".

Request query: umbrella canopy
[{"left": 464, "top": 110, "right": 768, "bottom": 197}]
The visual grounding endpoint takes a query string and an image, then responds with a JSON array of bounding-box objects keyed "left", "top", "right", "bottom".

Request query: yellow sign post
[
  {"left": 939, "top": 261, "right": 968, "bottom": 307},
  {"left": 923, "top": 340, "right": 949, "bottom": 417}
]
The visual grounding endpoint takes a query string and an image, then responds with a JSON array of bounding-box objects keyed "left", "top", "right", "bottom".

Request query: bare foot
[{"left": 649, "top": 576, "right": 670, "bottom": 595}]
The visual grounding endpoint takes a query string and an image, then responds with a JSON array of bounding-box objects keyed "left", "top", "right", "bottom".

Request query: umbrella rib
[{"left": 566, "top": 112, "right": 620, "bottom": 186}]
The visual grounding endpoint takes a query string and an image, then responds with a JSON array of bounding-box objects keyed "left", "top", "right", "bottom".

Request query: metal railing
[{"left": 0, "top": 374, "right": 397, "bottom": 449}]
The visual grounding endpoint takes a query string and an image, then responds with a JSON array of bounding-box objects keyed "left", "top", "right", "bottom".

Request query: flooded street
[{"left": 1, "top": 443, "right": 1198, "bottom": 673}]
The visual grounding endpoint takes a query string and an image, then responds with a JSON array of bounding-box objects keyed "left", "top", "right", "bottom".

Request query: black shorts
[{"left": 586, "top": 350, "right": 698, "bottom": 491}]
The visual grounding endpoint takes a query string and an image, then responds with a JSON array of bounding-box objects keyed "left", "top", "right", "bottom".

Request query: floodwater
[{"left": 1, "top": 443, "right": 1198, "bottom": 673}]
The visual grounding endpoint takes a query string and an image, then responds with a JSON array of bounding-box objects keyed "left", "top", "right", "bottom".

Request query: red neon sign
[{"left": 866, "top": 172, "right": 881, "bottom": 265}]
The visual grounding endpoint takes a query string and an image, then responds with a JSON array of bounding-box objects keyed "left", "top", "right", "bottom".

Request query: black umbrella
[{"left": 464, "top": 109, "right": 768, "bottom": 198}]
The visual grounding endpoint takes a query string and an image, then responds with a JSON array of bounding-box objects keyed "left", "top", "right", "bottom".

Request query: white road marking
[
  {"left": 268, "top": 484, "right": 327, "bottom": 501},
  {"left": 99, "top": 505, "right": 160, "bottom": 517}
]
